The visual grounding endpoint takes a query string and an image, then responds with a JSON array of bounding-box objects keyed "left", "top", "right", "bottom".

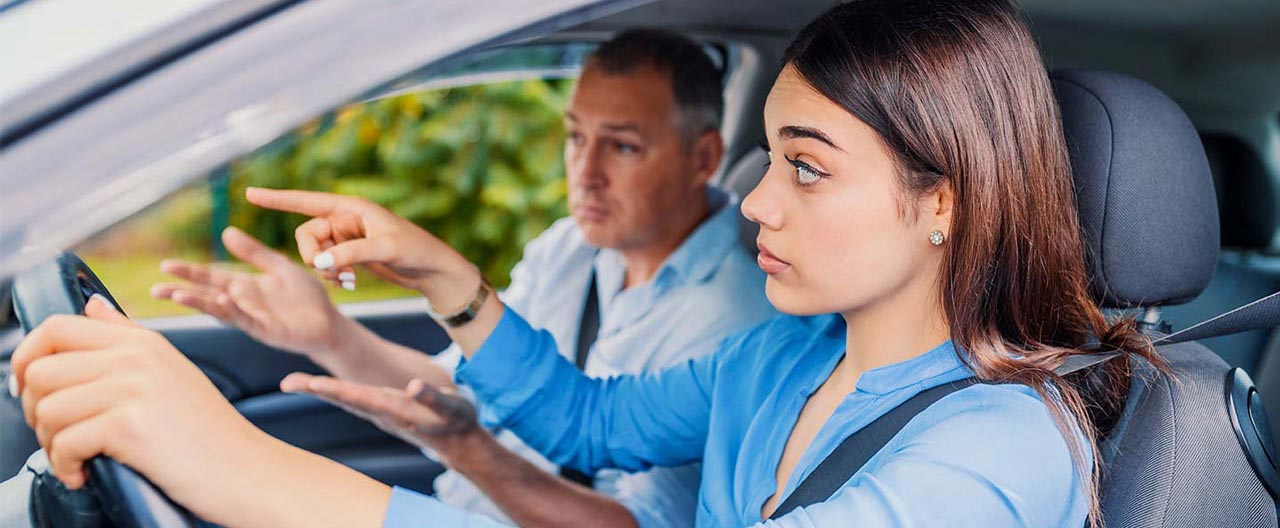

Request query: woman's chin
[{"left": 764, "top": 280, "right": 826, "bottom": 316}]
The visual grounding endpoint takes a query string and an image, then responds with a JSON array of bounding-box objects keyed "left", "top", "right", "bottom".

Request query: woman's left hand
[{"left": 10, "top": 295, "right": 271, "bottom": 521}]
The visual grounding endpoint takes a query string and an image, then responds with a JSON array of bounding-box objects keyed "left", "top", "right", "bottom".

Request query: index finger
[{"left": 245, "top": 187, "right": 351, "bottom": 218}]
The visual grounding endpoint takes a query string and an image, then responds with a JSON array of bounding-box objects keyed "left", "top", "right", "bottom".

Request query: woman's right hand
[{"left": 246, "top": 187, "right": 482, "bottom": 312}]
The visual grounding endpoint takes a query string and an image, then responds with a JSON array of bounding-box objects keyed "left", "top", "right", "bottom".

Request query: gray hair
[{"left": 586, "top": 28, "right": 724, "bottom": 139}]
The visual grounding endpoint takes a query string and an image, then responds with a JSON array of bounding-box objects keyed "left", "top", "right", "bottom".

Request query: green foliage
[{"left": 223, "top": 78, "right": 575, "bottom": 287}]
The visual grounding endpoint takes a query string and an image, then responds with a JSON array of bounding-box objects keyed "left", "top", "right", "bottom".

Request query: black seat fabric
[
  {"left": 1102, "top": 344, "right": 1275, "bottom": 527},
  {"left": 1054, "top": 69, "right": 1277, "bottom": 527},
  {"left": 1053, "top": 69, "right": 1219, "bottom": 309}
]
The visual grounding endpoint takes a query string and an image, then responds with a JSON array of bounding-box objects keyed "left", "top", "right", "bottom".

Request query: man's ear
[{"left": 691, "top": 129, "right": 724, "bottom": 187}]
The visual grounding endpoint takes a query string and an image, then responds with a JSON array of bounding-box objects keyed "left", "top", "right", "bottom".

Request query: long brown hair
[{"left": 784, "top": 1, "right": 1163, "bottom": 525}]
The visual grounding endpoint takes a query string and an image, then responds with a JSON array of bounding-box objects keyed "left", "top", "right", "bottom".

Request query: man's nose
[{"left": 570, "top": 143, "right": 607, "bottom": 191}]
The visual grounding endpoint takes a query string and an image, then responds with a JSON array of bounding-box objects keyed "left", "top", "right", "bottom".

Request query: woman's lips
[{"left": 756, "top": 243, "right": 791, "bottom": 275}]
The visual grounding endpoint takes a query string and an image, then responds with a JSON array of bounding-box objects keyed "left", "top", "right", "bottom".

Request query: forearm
[
  {"left": 195, "top": 429, "right": 392, "bottom": 528},
  {"left": 440, "top": 430, "right": 638, "bottom": 528},
  {"left": 310, "top": 316, "right": 454, "bottom": 389}
]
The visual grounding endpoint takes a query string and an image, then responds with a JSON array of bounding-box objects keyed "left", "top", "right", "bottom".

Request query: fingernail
[
  {"left": 341, "top": 280, "right": 356, "bottom": 291},
  {"left": 338, "top": 271, "right": 356, "bottom": 282},
  {"left": 89, "top": 293, "right": 118, "bottom": 312},
  {"left": 313, "top": 252, "right": 334, "bottom": 271},
  {"left": 8, "top": 374, "right": 19, "bottom": 399}
]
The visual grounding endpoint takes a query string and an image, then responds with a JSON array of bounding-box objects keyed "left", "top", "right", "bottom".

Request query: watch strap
[{"left": 427, "top": 278, "right": 493, "bottom": 328}]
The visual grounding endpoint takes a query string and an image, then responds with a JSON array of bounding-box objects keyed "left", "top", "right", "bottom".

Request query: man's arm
[
  {"left": 439, "top": 429, "right": 639, "bottom": 528},
  {"left": 282, "top": 373, "right": 640, "bottom": 528},
  {"left": 310, "top": 314, "right": 454, "bottom": 389}
]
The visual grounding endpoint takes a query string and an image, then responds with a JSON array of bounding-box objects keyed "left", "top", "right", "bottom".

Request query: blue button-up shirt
[
  {"left": 426, "top": 187, "right": 776, "bottom": 527},
  {"left": 385, "top": 312, "right": 1091, "bottom": 527}
]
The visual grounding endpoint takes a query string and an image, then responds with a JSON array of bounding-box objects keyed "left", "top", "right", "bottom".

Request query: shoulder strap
[
  {"left": 767, "top": 377, "right": 986, "bottom": 519},
  {"left": 768, "top": 351, "right": 1118, "bottom": 520},
  {"left": 561, "top": 268, "right": 601, "bottom": 487},
  {"left": 574, "top": 269, "right": 600, "bottom": 370}
]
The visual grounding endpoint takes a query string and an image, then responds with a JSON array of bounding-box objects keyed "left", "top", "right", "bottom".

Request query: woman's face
[{"left": 742, "top": 65, "right": 951, "bottom": 316}]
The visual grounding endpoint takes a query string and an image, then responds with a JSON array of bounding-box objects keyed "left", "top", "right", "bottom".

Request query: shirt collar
[
  {"left": 853, "top": 339, "right": 970, "bottom": 395},
  {"left": 595, "top": 185, "right": 742, "bottom": 293},
  {"left": 652, "top": 186, "right": 740, "bottom": 285}
]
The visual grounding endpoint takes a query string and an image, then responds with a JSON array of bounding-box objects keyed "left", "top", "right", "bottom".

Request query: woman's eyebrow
[{"left": 778, "top": 125, "right": 845, "bottom": 152}]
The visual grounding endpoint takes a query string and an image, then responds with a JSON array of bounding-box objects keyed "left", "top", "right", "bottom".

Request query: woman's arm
[{"left": 456, "top": 308, "right": 717, "bottom": 474}]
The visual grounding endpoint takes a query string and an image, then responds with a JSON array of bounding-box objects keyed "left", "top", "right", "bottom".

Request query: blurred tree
[{"left": 221, "top": 78, "right": 574, "bottom": 287}]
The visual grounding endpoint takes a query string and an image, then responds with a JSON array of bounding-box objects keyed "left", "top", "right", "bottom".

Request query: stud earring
[{"left": 929, "top": 230, "right": 945, "bottom": 246}]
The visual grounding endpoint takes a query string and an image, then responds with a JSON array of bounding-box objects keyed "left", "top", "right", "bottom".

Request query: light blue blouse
[{"left": 384, "top": 311, "right": 1091, "bottom": 527}]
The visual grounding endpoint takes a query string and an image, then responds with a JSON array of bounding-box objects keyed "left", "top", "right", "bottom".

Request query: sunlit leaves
[{"left": 220, "top": 78, "right": 574, "bottom": 287}]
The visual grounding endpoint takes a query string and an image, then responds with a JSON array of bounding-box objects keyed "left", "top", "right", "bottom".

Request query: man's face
[{"left": 564, "top": 63, "right": 715, "bottom": 250}]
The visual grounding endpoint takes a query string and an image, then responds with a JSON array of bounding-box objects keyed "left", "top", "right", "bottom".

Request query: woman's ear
[{"left": 932, "top": 178, "right": 955, "bottom": 225}]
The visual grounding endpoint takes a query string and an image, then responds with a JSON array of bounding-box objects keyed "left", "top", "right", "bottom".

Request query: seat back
[{"left": 1055, "top": 69, "right": 1278, "bottom": 527}]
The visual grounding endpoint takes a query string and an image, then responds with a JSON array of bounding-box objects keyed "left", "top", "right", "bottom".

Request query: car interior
[{"left": 2, "top": 0, "right": 1280, "bottom": 526}]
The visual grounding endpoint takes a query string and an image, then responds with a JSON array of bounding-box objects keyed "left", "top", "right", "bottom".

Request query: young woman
[{"left": 11, "top": 0, "right": 1159, "bottom": 526}]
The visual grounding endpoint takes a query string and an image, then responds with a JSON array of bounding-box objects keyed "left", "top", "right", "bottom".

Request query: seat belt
[
  {"left": 1152, "top": 289, "right": 1280, "bottom": 345},
  {"left": 764, "top": 288, "right": 1280, "bottom": 519},
  {"left": 559, "top": 269, "right": 600, "bottom": 488},
  {"left": 767, "top": 351, "right": 1117, "bottom": 520}
]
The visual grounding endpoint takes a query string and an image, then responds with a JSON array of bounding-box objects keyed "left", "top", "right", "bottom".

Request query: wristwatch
[{"left": 426, "top": 277, "right": 494, "bottom": 328}]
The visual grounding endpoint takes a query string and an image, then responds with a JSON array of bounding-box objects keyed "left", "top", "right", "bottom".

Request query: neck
[
  {"left": 619, "top": 193, "right": 711, "bottom": 289},
  {"left": 837, "top": 270, "right": 951, "bottom": 392}
]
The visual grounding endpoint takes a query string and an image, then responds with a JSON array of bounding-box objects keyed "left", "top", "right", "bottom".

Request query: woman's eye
[
  {"left": 567, "top": 132, "right": 584, "bottom": 147},
  {"left": 785, "top": 155, "right": 826, "bottom": 186}
]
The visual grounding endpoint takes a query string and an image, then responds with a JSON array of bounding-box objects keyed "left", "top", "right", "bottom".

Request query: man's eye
[
  {"left": 615, "top": 141, "right": 639, "bottom": 155},
  {"left": 567, "top": 132, "right": 584, "bottom": 146}
]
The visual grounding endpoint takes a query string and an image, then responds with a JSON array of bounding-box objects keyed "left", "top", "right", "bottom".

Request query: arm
[
  {"left": 456, "top": 308, "right": 717, "bottom": 473},
  {"left": 443, "top": 429, "right": 639, "bottom": 528},
  {"left": 281, "top": 371, "right": 639, "bottom": 528}
]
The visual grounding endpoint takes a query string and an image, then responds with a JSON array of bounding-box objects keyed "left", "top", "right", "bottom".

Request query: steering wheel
[{"left": 11, "top": 252, "right": 198, "bottom": 528}]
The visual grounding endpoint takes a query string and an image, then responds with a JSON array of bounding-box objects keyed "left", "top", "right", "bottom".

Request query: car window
[{"left": 73, "top": 43, "right": 590, "bottom": 319}]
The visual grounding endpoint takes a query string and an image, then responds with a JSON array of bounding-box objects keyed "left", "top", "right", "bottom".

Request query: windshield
[{"left": 0, "top": 0, "right": 626, "bottom": 281}]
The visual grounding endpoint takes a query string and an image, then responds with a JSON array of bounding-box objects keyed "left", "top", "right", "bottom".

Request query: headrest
[
  {"left": 1202, "top": 132, "right": 1275, "bottom": 250},
  {"left": 1052, "top": 69, "right": 1219, "bottom": 308}
]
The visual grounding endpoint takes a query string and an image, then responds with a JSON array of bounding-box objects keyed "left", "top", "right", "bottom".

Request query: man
[{"left": 153, "top": 29, "right": 775, "bottom": 527}]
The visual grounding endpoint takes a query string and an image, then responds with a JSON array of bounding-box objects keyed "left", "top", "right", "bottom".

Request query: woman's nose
[{"left": 741, "top": 172, "right": 782, "bottom": 231}]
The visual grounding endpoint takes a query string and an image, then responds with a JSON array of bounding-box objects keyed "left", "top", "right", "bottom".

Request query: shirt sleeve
[
  {"left": 383, "top": 486, "right": 516, "bottom": 528},
  {"left": 455, "top": 308, "right": 719, "bottom": 474},
  {"left": 758, "top": 384, "right": 1091, "bottom": 528}
]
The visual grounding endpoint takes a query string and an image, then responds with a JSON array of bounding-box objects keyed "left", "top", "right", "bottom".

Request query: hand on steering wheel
[{"left": 10, "top": 254, "right": 272, "bottom": 527}]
